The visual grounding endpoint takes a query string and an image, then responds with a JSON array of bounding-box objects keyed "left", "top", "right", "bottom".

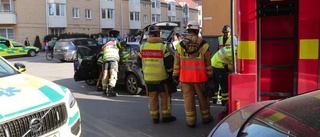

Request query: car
[
  {"left": 73, "top": 22, "right": 180, "bottom": 95},
  {"left": 73, "top": 41, "right": 145, "bottom": 95},
  {"left": 53, "top": 38, "right": 100, "bottom": 62},
  {"left": 0, "top": 56, "right": 81, "bottom": 136},
  {"left": 207, "top": 90, "right": 320, "bottom": 137},
  {"left": 0, "top": 36, "right": 39, "bottom": 57}
]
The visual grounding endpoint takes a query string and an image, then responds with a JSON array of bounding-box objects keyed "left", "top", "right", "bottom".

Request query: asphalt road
[{"left": 6, "top": 52, "right": 224, "bottom": 137}]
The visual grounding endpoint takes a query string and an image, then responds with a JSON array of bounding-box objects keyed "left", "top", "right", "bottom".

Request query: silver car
[{"left": 53, "top": 38, "right": 99, "bottom": 62}]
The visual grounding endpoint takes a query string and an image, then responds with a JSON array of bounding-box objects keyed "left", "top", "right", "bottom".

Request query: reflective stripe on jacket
[
  {"left": 218, "top": 36, "right": 231, "bottom": 49},
  {"left": 102, "top": 41, "right": 119, "bottom": 62},
  {"left": 176, "top": 42, "right": 209, "bottom": 83},
  {"left": 140, "top": 42, "right": 168, "bottom": 82},
  {"left": 211, "top": 46, "right": 234, "bottom": 68}
]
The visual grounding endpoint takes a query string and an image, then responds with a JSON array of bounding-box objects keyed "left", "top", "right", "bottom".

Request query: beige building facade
[{"left": 0, "top": 0, "right": 199, "bottom": 45}]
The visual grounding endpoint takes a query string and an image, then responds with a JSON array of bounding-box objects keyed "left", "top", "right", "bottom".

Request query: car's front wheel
[
  {"left": 126, "top": 74, "right": 140, "bottom": 95},
  {"left": 85, "top": 79, "right": 97, "bottom": 86},
  {"left": 27, "top": 50, "right": 36, "bottom": 57}
]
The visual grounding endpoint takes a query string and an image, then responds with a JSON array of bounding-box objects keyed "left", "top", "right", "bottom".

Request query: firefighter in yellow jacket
[
  {"left": 173, "top": 20, "right": 213, "bottom": 128},
  {"left": 211, "top": 46, "right": 236, "bottom": 106},
  {"left": 101, "top": 38, "right": 119, "bottom": 97},
  {"left": 217, "top": 25, "right": 238, "bottom": 50},
  {"left": 138, "top": 25, "right": 176, "bottom": 124}
]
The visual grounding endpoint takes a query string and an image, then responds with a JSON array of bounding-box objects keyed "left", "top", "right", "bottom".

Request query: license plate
[
  {"left": 47, "top": 132, "right": 60, "bottom": 137},
  {"left": 56, "top": 49, "right": 61, "bottom": 52}
]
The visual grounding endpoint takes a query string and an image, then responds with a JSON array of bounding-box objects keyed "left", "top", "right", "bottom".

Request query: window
[
  {"left": 51, "top": 28, "right": 64, "bottom": 35},
  {"left": 0, "top": 28, "right": 14, "bottom": 39},
  {"left": 151, "top": 14, "right": 160, "bottom": 23},
  {"left": 143, "top": 15, "right": 147, "bottom": 22},
  {"left": 130, "top": 12, "right": 140, "bottom": 21},
  {"left": 168, "top": 3, "right": 175, "bottom": 11},
  {"left": 151, "top": 0, "right": 160, "bottom": 8},
  {"left": 168, "top": 16, "right": 176, "bottom": 22},
  {"left": 144, "top": 3, "right": 147, "bottom": 8},
  {"left": 72, "top": 8, "right": 79, "bottom": 18},
  {"left": 49, "top": 3, "right": 65, "bottom": 16},
  {"left": 101, "top": 9, "right": 106, "bottom": 19},
  {"left": 0, "top": 0, "right": 12, "bottom": 12},
  {"left": 85, "top": 9, "right": 91, "bottom": 19},
  {"left": 107, "top": 9, "right": 114, "bottom": 19}
]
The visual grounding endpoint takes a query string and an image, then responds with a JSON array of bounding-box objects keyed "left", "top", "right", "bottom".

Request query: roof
[{"left": 160, "top": 0, "right": 199, "bottom": 10}]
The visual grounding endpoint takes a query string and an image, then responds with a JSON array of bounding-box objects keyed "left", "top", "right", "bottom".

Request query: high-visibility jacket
[
  {"left": 140, "top": 42, "right": 169, "bottom": 82},
  {"left": 175, "top": 41, "right": 209, "bottom": 82},
  {"left": 211, "top": 46, "right": 235, "bottom": 68},
  {"left": 102, "top": 41, "right": 119, "bottom": 62},
  {"left": 218, "top": 36, "right": 238, "bottom": 49}
]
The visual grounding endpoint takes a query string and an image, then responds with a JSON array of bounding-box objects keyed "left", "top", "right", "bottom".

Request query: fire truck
[{"left": 226, "top": 0, "right": 320, "bottom": 114}]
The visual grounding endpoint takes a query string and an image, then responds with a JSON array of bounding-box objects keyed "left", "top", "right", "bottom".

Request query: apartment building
[{"left": 0, "top": 0, "right": 200, "bottom": 45}]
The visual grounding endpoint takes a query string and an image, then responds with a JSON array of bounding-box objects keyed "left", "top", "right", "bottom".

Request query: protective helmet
[
  {"left": 148, "top": 25, "right": 160, "bottom": 35},
  {"left": 186, "top": 20, "right": 200, "bottom": 30},
  {"left": 222, "top": 25, "right": 231, "bottom": 33}
]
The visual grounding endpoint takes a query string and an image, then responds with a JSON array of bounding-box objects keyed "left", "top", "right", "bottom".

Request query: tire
[
  {"left": 126, "top": 74, "right": 139, "bottom": 95},
  {"left": 46, "top": 52, "right": 53, "bottom": 61},
  {"left": 28, "top": 50, "right": 36, "bottom": 57},
  {"left": 85, "top": 79, "right": 97, "bottom": 86},
  {"left": 60, "top": 59, "right": 66, "bottom": 62}
]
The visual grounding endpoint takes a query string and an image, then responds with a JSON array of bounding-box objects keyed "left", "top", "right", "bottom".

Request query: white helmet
[{"left": 186, "top": 20, "right": 200, "bottom": 30}]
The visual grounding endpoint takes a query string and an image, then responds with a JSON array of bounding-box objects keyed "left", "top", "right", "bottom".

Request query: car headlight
[{"left": 68, "top": 92, "right": 76, "bottom": 108}]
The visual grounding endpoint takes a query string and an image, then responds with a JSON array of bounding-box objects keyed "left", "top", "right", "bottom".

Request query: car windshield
[{"left": 0, "top": 58, "right": 18, "bottom": 77}]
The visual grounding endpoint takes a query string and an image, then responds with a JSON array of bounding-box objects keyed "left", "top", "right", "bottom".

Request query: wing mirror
[{"left": 14, "top": 63, "right": 26, "bottom": 72}]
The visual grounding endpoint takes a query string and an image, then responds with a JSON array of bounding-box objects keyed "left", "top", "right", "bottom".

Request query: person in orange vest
[
  {"left": 217, "top": 25, "right": 238, "bottom": 50},
  {"left": 137, "top": 25, "right": 176, "bottom": 124},
  {"left": 173, "top": 20, "right": 214, "bottom": 128}
]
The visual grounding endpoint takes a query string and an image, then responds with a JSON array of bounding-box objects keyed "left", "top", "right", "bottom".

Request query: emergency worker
[
  {"left": 211, "top": 46, "right": 236, "bottom": 106},
  {"left": 217, "top": 25, "right": 238, "bottom": 50},
  {"left": 101, "top": 38, "right": 120, "bottom": 97},
  {"left": 173, "top": 20, "right": 213, "bottom": 128},
  {"left": 138, "top": 25, "right": 176, "bottom": 124}
]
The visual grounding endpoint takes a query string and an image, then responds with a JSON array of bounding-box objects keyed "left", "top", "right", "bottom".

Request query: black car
[
  {"left": 207, "top": 90, "right": 320, "bottom": 137},
  {"left": 73, "top": 22, "right": 180, "bottom": 95},
  {"left": 73, "top": 41, "right": 145, "bottom": 95}
]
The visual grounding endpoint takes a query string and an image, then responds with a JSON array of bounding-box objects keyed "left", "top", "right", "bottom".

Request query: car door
[{"left": 73, "top": 45, "right": 99, "bottom": 81}]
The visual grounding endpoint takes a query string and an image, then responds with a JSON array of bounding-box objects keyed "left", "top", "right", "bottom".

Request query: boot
[
  {"left": 162, "top": 116, "right": 176, "bottom": 123},
  {"left": 102, "top": 87, "right": 107, "bottom": 95},
  {"left": 107, "top": 86, "right": 117, "bottom": 97}
]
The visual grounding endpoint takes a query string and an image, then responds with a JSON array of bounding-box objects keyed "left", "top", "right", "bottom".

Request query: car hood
[{"left": 0, "top": 74, "right": 67, "bottom": 119}]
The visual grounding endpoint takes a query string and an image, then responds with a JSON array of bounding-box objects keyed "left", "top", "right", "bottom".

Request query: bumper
[{"left": 53, "top": 52, "right": 74, "bottom": 61}]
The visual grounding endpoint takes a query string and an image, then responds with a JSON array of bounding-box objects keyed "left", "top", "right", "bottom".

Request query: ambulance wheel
[
  {"left": 28, "top": 50, "right": 36, "bottom": 57},
  {"left": 85, "top": 79, "right": 97, "bottom": 86},
  {"left": 126, "top": 74, "right": 139, "bottom": 95}
]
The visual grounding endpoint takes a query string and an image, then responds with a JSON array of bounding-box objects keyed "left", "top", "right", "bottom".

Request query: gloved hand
[
  {"left": 204, "top": 77, "right": 215, "bottom": 97},
  {"left": 172, "top": 75, "right": 180, "bottom": 86}
]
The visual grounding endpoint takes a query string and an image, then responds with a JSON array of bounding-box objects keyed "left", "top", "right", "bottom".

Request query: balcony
[{"left": 0, "top": 12, "right": 16, "bottom": 24}]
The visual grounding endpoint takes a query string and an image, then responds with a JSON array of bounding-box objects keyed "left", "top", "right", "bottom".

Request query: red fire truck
[{"left": 227, "top": 0, "right": 320, "bottom": 114}]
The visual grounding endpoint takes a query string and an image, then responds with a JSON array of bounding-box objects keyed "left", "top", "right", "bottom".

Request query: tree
[{"left": 34, "top": 35, "right": 42, "bottom": 50}]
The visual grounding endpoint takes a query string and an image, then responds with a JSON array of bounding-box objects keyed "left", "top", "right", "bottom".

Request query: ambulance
[{"left": 0, "top": 56, "right": 81, "bottom": 136}]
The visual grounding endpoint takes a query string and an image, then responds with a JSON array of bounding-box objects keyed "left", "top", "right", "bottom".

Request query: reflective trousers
[
  {"left": 212, "top": 67, "right": 229, "bottom": 105},
  {"left": 181, "top": 82, "right": 211, "bottom": 125},
  {"left": 102, "top": 61, "right": 118, "bottom": 89},
  {"left": 146, "top": 82, "right": 172, "bottom": 119}
]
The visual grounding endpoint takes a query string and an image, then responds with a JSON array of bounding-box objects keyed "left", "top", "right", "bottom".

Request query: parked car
[
  {"left": 73, "top": 21, "right": 180, "bottom": 95},
  {"left": 0, "top": 36, "right": 39, "bottom": 57},
  {"left": 207, "top": 90, "right": 320, "bottom": 137},
  {"left": 53, "top": 38, "right": 100, "bottom": 62},
  {"left": 0, "top": 56, "right": 81, "bottom": 136},
  {"left": 73, "top": 41, "right": 145, "bottom": 95}
]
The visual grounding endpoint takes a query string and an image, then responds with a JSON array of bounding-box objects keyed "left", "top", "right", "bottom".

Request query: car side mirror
[{"left": 14, "top": 63, "right": 26, "bottom": 72}]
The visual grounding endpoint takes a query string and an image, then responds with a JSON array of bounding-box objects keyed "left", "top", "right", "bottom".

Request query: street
[{"left": 7, "top": 53, "right": 224, "bottom": 137}]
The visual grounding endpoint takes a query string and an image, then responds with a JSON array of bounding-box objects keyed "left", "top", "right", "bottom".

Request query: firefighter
[
  {"left": 217, "top": 25, "right": 238, "bottom": 50},
  {"left": 173, "top": 20, "right": 213, "bottom": 128},
  {"left": 101, "top": 38, "right": 120, "bottom": 97},
  {"left": 138, "top": 24, "right": 176, "bottom": 124},
  {"left": 211, "top": 46, "right": 236, "bottom": 106}
]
